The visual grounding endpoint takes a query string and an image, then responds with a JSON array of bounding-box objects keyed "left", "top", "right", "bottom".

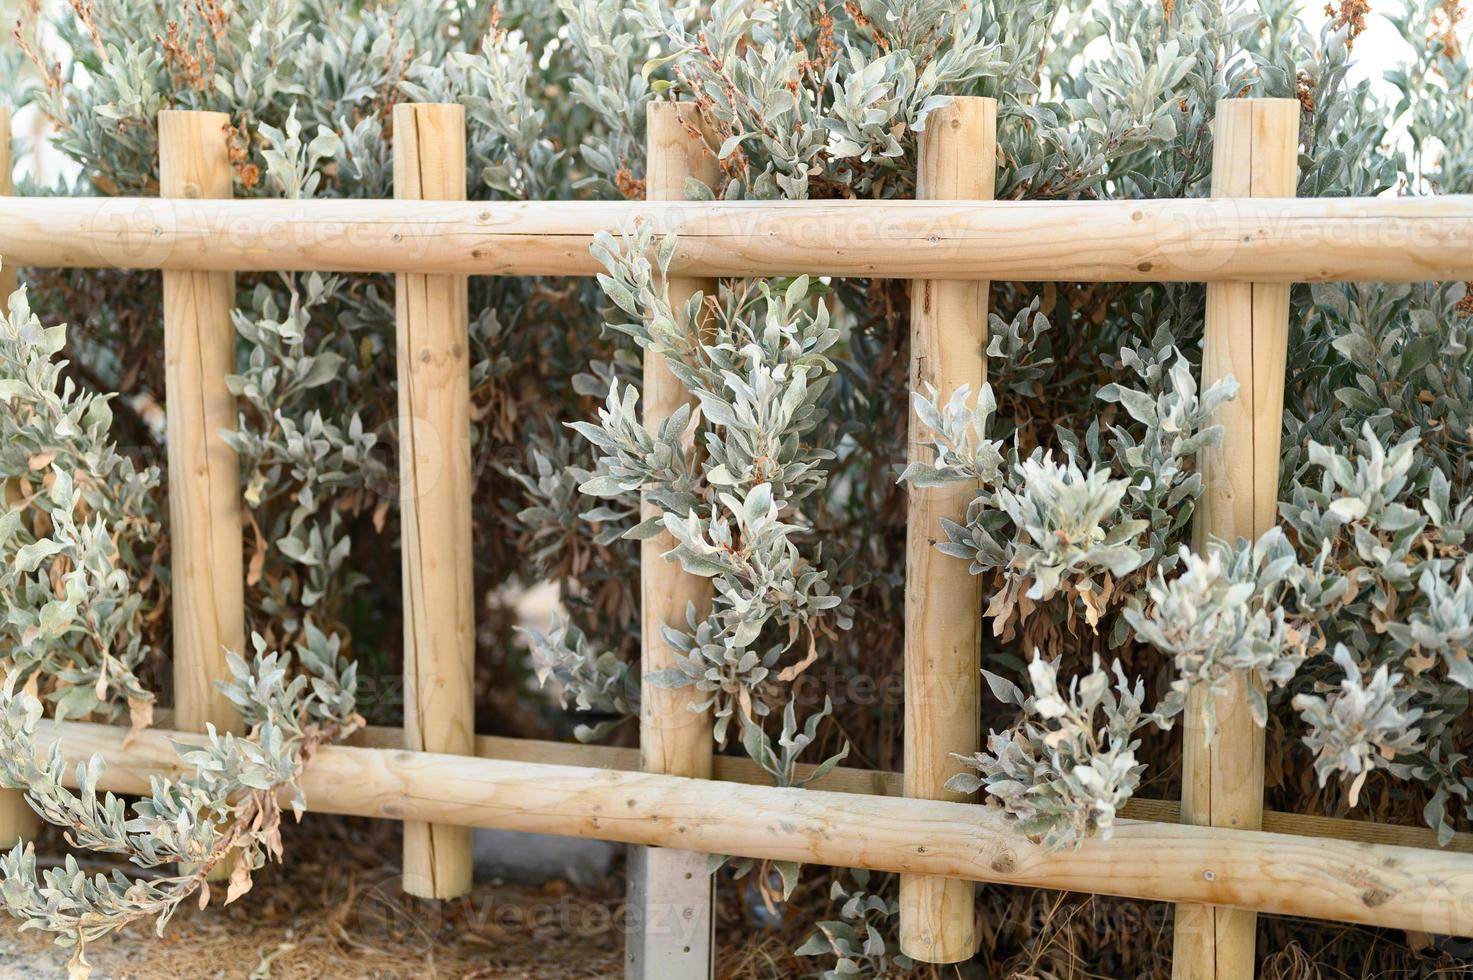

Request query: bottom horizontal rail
[
  {"left": 371, "top": 729, "right": 1467, "bottom": 855},
  {"left": 131, "top": 714, "right": 1470, "bottom": 854},
  {"left": 32, "top": 719, "right": 1473, "bottom": 936}
]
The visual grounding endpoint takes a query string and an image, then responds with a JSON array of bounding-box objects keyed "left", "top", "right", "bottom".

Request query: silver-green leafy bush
[
  {"left": 0, "top": 292, "right": 362, "bottom": 971},
  {"left": 1278, "top": 426, "right": 1473, "bottom": 842},
  {"left": 0, "top": 630, "right": 360, "bottom": 975},
  {"left": 706, "top": 698, "right": 849, "bottom": 909},
  {"left": 544, "top": 229, "right": 854, "bottom": 749},
  {"left": 794, "top": 870, "right": 915, "bottom": 979},
  {"left": 7, "top": 0, "right": 1473, "bottom": 970},
  {"left": 904, "top": 341, "right": 1234, "bottom": 642},
  {"left": 522, "top": 616, "right": 639, "bottom": 743},
  {"left": 946, "top": 655, "right": 1177, "bottom": 850},
  {"left": 1292, "top": 644, "right": 1426, "bottom": 807},
  {"left": 1125, "top": 529, "right": 1313, "bottom": 741},
  {"left": 0, "top": 283, "right": 159, "bottom": 729}
]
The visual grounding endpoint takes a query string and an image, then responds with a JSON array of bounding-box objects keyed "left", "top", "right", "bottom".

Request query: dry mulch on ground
[{"left": 0, "top": 817, "right": 625, "bottom": 980}]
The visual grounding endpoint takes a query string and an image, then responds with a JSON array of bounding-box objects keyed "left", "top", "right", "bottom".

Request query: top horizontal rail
[{"left": 1, "top": 195, "right": 1470, "bottom": 283}]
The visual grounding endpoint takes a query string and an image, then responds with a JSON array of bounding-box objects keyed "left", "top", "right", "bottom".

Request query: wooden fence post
[
  {"left": 899, "top": 96, "right": 997, "bottom": 964},
  {"left": 393, "top": 102, "right": 475, "bottom": 901},
  {"left": 160, "top": 111, "right": 245, "bottom": 739},
  {"left": 626, "top": 101, "right": 719, "bottom": 980},
  {"left": 1, "top": 106, "right": 17, "bottom": 298},
  {"left": 0, "top": 104, "right": 41, "bottom": 850},
  {"left": 1173, "top": 97, "right": 1299, "bottom": 980}
]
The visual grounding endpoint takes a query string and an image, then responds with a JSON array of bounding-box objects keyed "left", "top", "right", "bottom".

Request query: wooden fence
[{"left": 3, "top": 99, "right": 1473, "bottom": 980}]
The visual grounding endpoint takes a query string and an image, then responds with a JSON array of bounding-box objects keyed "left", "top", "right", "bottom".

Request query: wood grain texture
[
  {"left": 366, "top": 730, "right": 1473, "bottom": 853},
  {"left": 631, "top": 102, "right": 722, "bottom": 980},
  {"left": 393, "top": 103, "right": 475, "bottom": 901},
  {"left": 0, "top": 104, "right": 40, "bottom": 850},
  {"left": 0, "top": 106, "right": 16, "bottom": 301},
  {"left": 900, "top": 96, "right": 995, "bottom": 964},
  {"left": 159, "top": 111, "right": 245, "bottom": 739},
  {"left": 1175, "top": 99, "right": 1300, "bottom": 980},
  {"left": 38, "top": 718, "right": 1473, "bottom": 938},
  {"left": 640, "top": 102, "right": 719, "bottom": 781},
  {"left": 2, "top": 195, "right": 1471, "bottom": 282},
  {"left": 70, "top": 710, "right": 1473, "bottom": 855}
]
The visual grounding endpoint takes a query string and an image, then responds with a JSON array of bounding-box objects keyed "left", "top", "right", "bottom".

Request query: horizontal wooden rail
[
  {"left": 400, "top": 732, "right": 1473, "bottom": 855},
  {"left": 1, "top": 196, "right": 1471, "bottom": 282},
  {"left": 134, "top": 708, "right": 1473, "bottom": 855},
  {"left": 35, "top": 719, "right": 1473, "bottom": 935}
]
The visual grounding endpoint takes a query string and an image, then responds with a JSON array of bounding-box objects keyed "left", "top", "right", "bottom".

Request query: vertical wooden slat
[
  {"left": 0, "top": 106, "right": 16, "bottom": 301},
  {"left": 627, "top": 101, "right": 719, "bottom": 980},
  {"left": 160, "top": 111, "right": 245, "bottom": 739},
  {"left": 1173, "top": 98, "right": 1299, "bottom": 980},
  {"left": 393, "top": 102, "right": 475, "bottom": 901},
  {"left": 0, "top": 104, "right": 41, "bottom": 849},
  {"left": 899, "top": 95, "right": 997, "bottom": 965}
]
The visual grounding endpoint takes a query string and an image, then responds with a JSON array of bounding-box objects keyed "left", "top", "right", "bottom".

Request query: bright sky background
[{"left": 1304, "top": 2, "right": 1421, "bottom": 96}]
